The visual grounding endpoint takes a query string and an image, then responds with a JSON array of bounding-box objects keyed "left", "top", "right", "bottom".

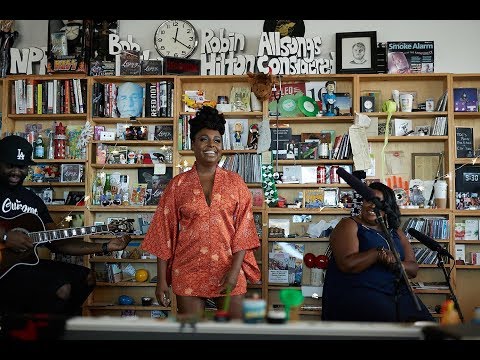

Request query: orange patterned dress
[{"left": 141, "top": 163, "right": 261, "bottom": 298}]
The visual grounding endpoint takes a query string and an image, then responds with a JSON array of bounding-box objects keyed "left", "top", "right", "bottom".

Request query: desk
[{"left": 64, "top": 316, "right": 425, "bottom": 340}]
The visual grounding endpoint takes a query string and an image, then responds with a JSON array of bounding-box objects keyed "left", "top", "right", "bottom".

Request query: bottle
[
  {"left": 47, "top": 133, "right": 54, "bottom": 159},
  {"left": 104, "top": 174, "right": 112, "bottom": 202},
  {"left": 34, "top": 135, "right": 45, "bottom": 159}
]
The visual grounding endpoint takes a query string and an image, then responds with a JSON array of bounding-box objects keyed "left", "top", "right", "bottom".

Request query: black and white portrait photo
[{"left": 336, "top": 31, "right": 377, "bottom": 74}]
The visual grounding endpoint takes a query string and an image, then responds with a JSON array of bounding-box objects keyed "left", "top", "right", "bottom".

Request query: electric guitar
[{"left": 0, "top": 213, "right": 133, "bottom": 280}]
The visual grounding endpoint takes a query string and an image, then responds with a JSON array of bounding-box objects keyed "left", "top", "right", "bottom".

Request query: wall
[{"left": 12, "top": 20, "right": 480, "bottom": 73}]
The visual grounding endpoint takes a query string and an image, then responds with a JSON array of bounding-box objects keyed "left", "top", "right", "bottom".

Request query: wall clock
[{"left": 154, "top": 20, "right": 198, "bottom": 59}]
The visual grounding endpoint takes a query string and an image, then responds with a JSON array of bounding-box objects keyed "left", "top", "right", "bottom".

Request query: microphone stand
[
  {"left": 371, "top": 199, "right": 422, "bottom": 321},
  {"left": 435, "top": 253, "right": 464, "bottom": 322}
]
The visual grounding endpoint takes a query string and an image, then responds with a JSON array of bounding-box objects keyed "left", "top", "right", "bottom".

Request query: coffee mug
[{"left": 400, "top": 94, "right": 413, "bottom": 112}]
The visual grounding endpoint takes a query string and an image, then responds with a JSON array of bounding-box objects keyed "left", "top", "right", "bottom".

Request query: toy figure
[
  {"left": 233, "top": 122, "right": 244, "bottom": 150},
  {"left": 247, "top": 124, "right": 259, "bottom": 150},
  {"left": 323, "top": 81, "right": 336, "bottom": 116}
]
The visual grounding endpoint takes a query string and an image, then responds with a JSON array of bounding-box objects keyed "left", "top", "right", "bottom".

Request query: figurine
[
  {"left": 323, "top": 81, "right": 336, "bottom": 117},
  {"left": 247, "top": 124, "right": 259, "bottom": 150},
  {"left": 233, "top": 122, "right": 244, "bottom": 150}
]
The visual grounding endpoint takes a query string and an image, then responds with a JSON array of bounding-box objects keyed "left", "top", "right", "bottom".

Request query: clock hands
[
  {"left": 173, "top": 28, "right": 178, "bottom": 43},
  {"left": 172, "top": 37, "right": 190, "bottom": 49}
]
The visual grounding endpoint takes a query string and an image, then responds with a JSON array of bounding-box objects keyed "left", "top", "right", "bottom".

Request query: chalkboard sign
[{"left": 455, "top": 127, "right": 474, "bottom": 158}]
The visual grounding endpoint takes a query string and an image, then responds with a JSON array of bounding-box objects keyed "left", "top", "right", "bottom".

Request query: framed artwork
[
  {"left": 336, "top": 31, "right": 377, "bottom": 74},
  {"left": 411, "top": 153, "right": 444, "bottom": 181},
  {"left": 60, "top": 164, "right": 83, "bottom": 183}
]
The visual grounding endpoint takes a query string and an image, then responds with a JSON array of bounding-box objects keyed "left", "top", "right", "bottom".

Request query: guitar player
[{"left": 0, "top": 135, "right": 131, "bottom": 317}]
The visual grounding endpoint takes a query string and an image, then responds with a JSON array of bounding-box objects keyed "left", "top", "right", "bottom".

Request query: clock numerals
[{"left": 154, "top": 20, "right": 198, "bottom": 59}]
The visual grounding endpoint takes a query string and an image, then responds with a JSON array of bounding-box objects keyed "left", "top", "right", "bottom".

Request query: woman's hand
[
  {"left": 155, "top": 282, "right": 171, "bottom": 307},
  {"left": 377, "top": 248, "right": 397, "bottom": 271},
  {"left": 218, "top": 270, "right": 238, "bottom": 294}
]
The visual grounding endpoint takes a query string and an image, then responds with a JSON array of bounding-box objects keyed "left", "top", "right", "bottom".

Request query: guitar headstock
[{"left": 108, "top": 219, "right": 135, "bottom": 233}]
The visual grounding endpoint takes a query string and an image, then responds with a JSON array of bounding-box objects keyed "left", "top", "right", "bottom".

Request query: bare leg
[
  {"left": 215, "top": 294, "right": 244, "bottom": 319},
  {"left": 176, "top": 295, "right": 206, "bottom": 319}
]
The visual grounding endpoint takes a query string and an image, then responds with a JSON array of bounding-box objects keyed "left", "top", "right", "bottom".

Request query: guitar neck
[{"left": 30, "top": 224, "right": 111, "bottom": 245}]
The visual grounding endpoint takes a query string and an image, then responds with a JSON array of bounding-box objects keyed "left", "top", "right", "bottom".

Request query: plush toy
[{"left": 247, "top": 70, "right": 276, "bottom": 101}]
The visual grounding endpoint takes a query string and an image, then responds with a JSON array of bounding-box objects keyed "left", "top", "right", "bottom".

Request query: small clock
[{"left": 154, "top": 20, "right": 198, "bottom": 59}]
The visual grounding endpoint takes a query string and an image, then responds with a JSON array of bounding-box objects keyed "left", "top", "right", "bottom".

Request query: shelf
[
  {"left": 367, "top": 136, "right": 448, "bottom": 142},
  {"left": 178, "top": 149, "right": 258, "bottom": 156},
  {"left": 91, "top": 140, "right": 173, "bottom": 146},
  {"left": 89, "top": 257, "right": 156, "bottom": 263},
  {"left": 86, "top": 304, "right": 171, "bottom": 311},
  {"left": 267, "top": 208, "right": 350, "bottom": 215},
  {"left": 453, "top": 112, "right": 480, "bottom": 118},
  {"left": 456, "top": 265, "right": 480, "bottom": 270},
  {"left": 276, "top": 183, "right": 350, "bottom": 188},
  {"left": 180, "top": 111, "right": 263, "bottom": 117},
  {"left": 413, "top": 289, "right": 450, "bottom": 294},
  {"left": 47, "top": 205, "right": 84, "bottom": 212},
  {"left": 268, "top": 237, "right": 329, "bottom": 242},
  {"left": 92, "top": 117, "right": 175, "bottom": 124},
  {"left": 399, "top": 209, "right": 451, "bottom": 216},
  {"left": 8, "top": 113, "right": 87, "bottom": 120},
  {"left": 359, "top": 111, "right": 447, "bottom": 118},
  {"left": 277, "top": 159, "right": 354, "bottom": 165},
  {"left": 24, "top": 182, "right": 85, "bottom": 187},
  {"left": 455, "top": 159, "right": 479, "bottom": 165},
  {"left": 88, "top": 206, "right": 158, "bottom": 212},
  {"left": 455, "top": 240, "right": 480, "bottom": 244},
  {"left": 268, "top": 116, "right": 353, "bottom": 123},
  {"left": 31, "top": 159, "right": 86, "bottom": 163},
  {"left": 91, "top": 75, "right": 176, "bottom": 83},
  {"left": 454, "top": 210, "right": 480, "bottom": 216},
  {"left": 91, "top": 164, "right": 173, "bottom": 169},
  {"left": 96, "top": 282, "right": 156, "bottom": 287},
  {"left": 90, "top": 235, "right": 145, "bottom": 239}
]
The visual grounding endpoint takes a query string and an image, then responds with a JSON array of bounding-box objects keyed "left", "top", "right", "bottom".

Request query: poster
[{"left": 387, "top": 41, "right": 434, "bottom": 74}]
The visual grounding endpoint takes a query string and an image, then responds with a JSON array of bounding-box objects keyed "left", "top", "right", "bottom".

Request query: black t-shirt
[{"left": 0, "top": 185, "right": 53, "bottom": 225}]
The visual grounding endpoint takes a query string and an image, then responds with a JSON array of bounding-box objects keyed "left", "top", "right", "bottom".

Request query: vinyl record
[{"left": 297, "top": 96, "right": 319, "bottom": 117}]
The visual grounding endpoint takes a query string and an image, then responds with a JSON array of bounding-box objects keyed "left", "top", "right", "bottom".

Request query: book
[
  {"left": 464, "top": 219, "right": 479, "bottom": 240},
  {"left": 118, "top": 50, "right": 141, "bottom": 76},
  {"left": 387, "top": 41, "right": 434, "bottom": 74},
  {"left": 453, "top": 88, "right": 478, "bottom": 112},
  {"left": 303, "top": 189, "right": 325, "bottom": 208},
  {"left": 154, "top": 124, "right": 174, "bottom": 141},
  {"left": 249, "top": 188, "right": 265, "bottom": 207},
  {"left": 141, "top": 59, "right": 163, "bottom": 75}
]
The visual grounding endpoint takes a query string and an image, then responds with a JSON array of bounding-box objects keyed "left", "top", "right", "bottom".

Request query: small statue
[
  {"left": 233, "top": 122, "right": 244, "bottom": 150},
  {"left": 323, "top": 81, "right": 336, "bottom": 117},
  {"left": 247, "top": 124, "right": 259, "bottom": 150}
]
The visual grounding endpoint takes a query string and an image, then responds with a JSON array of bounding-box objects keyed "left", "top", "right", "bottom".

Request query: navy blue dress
[{"left": 321, "top": 218, "right": 434, "bottom": 322}]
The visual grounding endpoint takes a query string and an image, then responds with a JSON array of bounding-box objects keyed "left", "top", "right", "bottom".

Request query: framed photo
[
  {"left": 411, "top": 153, "right": 444, "bottom": 181},
  {"left": 336, "top": 31, "right": 377, "bottom": 74},
  {"left": 60, "top": 164, "right": 83, "bottom": 183},
  {"left": 415, "top": 125, "right": 431, "bottom": 136}
]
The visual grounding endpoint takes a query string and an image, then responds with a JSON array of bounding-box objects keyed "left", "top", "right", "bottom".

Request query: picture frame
[
  {"left": 336, "top": 31, "right": 377, "bottom": 74},
  {"left": 60, "top": 164, "right": 83, "bottom": 183},
  {"left": 411, "top": 153, "right": 444, "bottom": 181}
]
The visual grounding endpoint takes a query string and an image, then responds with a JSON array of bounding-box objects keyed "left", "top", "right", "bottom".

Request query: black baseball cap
[{"left": 0, "top": 135, "right": 37, "bottom": 166}]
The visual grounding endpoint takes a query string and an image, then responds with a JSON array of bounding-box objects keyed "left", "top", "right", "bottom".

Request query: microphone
[
  {"left": 336, "top": 167, "right": 376, "bottom": 202},
  {"left": 407, "top": 228, "right": 454, "bottom": 260}
]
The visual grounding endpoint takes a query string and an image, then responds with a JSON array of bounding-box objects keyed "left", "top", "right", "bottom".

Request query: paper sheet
[{"left": 348, "top": 125, "right": 371, "bottom": 170}]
